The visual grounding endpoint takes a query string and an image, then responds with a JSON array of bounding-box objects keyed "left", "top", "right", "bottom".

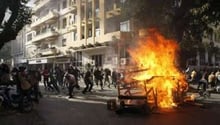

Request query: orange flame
[{"left": 127, "top": 29, "right": 188, "bottom": 108}]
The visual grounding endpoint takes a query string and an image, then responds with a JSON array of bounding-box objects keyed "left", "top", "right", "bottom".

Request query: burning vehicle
[{"left": 107, "top": 29, "right": 189, "bottom": 114}]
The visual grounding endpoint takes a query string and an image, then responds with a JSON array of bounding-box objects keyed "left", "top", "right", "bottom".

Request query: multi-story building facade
[
  {"left": 11, "top": 27, "right": 28, "bottom": 67},
  {"left": 20, "top": 0, "right": 126, "bottom": 70},
  {"left": 192, "top": 25, "right": 220, "bottom": 67},
  {"left": 11, "top": 0, "right": 220, "bottom": 71}
]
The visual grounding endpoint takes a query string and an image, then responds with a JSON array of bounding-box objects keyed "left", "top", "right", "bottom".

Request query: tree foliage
[
  {"left": 0, "top": 0, "right": 32, "bottom": 49},
  {"left": 121, "top": 0, "right": 220, "bottom": 68},
  {"left": 122, "top": 0, "right": 220, "bottom": 43}
]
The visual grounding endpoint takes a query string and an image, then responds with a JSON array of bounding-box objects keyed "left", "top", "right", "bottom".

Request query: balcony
[
  {"left": 95, "top": 31, "right": 120, "bottom": 43},
  {"left": 81, "top": 18, "right": 86, "bottom": 26},
  {"left": 31, "top": 10, "right": 59, "bottom": 28},
  {"left": 39, "top": 47, "right": 59, "bottom": 56},
  {"left": 106, "top": 4, "right": 121, "bottom": 18},
  {"left": 67, "top": 24, "right": 77, "bottom": 32},
  {"left": 32, "top": 29, "right": 59, "bottom": 43},
  {"left": 33, "top": 0, "right": 50, "bottom": 12},
  {"left": 69, "top": 1, "right": 77, "bottom": 11}
]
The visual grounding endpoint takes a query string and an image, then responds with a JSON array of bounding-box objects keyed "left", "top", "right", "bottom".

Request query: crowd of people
[
  {"left": 186, "top": 67, "right": 220, "bottom": 92},
  {"left": 0, "top": 63, "right": 122, "bottom": 100},
  {"left": 39, "top": 65, "right": 121, "bottom": 98}
]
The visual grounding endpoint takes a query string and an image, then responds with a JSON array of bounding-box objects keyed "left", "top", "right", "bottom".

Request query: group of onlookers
[
  {"left": 187, "top": 67, "right": 220, "bottom": 91},
  {"left": 40, "top": 65, "right": 121, "bottom": 98}
]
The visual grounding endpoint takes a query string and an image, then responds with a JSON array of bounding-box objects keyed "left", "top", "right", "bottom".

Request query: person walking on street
[
  {"left": 82, "top": 69, "right": 93, "bottom": 94},
  {"left": 55, "top": 66, "right": 64, "bottom": 87},
  {"left": 98, "top": 67, "right": 104, "bottom": 90},
  {"left": 42, "top": 67, "right": 49, "bottom": 90},
  {"left": 208, "top": 71, "right": 216, "bottom": 88},
  {"left": 198, "top": 70, "right": 208, "bottom": 91},
  {"left": 104, "top": 68, "right": 111, "bottom": 88},
  {"left": 112, "top": 68, "right": 118, "bottom": 88},
  {"left": 73, "top": 67, "right": 81, "bottom": 90},
  {"left": 94, "top": 67, "right": 99, "bottom": 87},
  {"left": 64, "top": 72, "right": 76, "bottom": 98},
  {"left": 49, "top": 69, "right": 60, "bottom": 94}
]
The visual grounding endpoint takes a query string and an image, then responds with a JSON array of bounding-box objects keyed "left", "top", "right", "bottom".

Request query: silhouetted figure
[{"left": 82, "top": 69, "right": 93, "bottom": 94}]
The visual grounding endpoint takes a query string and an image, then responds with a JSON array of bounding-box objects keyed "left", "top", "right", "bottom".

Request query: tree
[
  {"left": 121, "top": 0, "right": 220, "bottom": 68},
  {"left": 0, "top": 0, "right": 32, "bottom": 49},
  {"left": 121, "top": 0, "right": 220, "bottom": 42}
]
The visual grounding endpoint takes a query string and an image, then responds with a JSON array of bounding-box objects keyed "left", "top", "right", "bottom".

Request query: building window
[
  {"left": 73, "top": 32, "right": 77, "bottom": 41},
  {"left": 70, "top": 0, "right": 76, "bottom": 5},
  {"left": 95, "top": 8, "right": 99, "bottom": 17},
  {"left": 96, "top": 28, "right": 100, "bottom": 37},
  {"left": 88, "top": 10, "right": 92, "bottom": 18},
  {"left": 120, "top": 20, "right": 130, "bottom": 32},
  {"left": 62, "top": 0, "right": 67, "bottom": 9},
  {"left": 69, "top": 14, "right": 76, "bottom": 25},
  {"left": 88, "top": 29, "right": 92, "bottom": 37},
  {"left": 72, "top": 51, "right": 82, "bottom": 66},
  {"left": 91, "top": 54, "right": 103, "bottom": 67},
  {"left": 69, "top": 15, "right": 73, "bottom": 25},
  {"left": 63, "top": 18, "right": 67, "bottom": 28},
  {"left": 27, "top": 33, "right": 32, "bottom": 42},
  {"left": 62, "top": 38, "right": 67, "bottom": 46}
]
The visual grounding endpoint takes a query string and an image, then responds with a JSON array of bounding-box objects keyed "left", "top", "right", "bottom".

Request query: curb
[{"left": 195, "top": 99, "right": 220, "bottom": 105}]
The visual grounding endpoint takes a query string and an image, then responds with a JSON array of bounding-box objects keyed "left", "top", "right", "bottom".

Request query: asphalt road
[{"left": 1, "top": 95, "right": 220, "bottom": 125}]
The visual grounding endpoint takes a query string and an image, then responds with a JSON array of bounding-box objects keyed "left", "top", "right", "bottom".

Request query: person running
[
  {"left": 208, "top": 72, "right": 216, "bottom": 88},
  {"left": 42, "top": 67, "right": 49, "bottom": 90},
  {"left": 104, "top": 68, "right": 111, "bottom": 88},
  {"left": 48, "top": 69, "right": 60, "bottom": 94},
  {"left": 73, "top": 67, "right": 81, "bottom": 90},
  {"left": 64, "top": 72, "right": 76, "bottom": 98},
  {"left": 82, "top": 69, "right": 93, "bottom": 94},
  {"left": 111, "top": 68, "right": 118, "bottom": 88},
  {"left": 55, "top": 66, "right": 64, "bottom": 87}
]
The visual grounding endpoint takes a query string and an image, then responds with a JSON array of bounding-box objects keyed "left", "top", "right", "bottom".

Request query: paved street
[{"left": 1, "top": 82, "right": 220, "bottom": 125}]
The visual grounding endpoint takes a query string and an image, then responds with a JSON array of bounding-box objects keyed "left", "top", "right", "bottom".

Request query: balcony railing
[
  {"left": 69, "top": 1, "right": 77, "bottom": 11},
  {"left": 33, "top": 0, "right": 50, "bottom": 12},
  {"left": 31, "top": 10, "right": 59, "bottom": 28},
  {"left": 67, "top": 24, "right": 77, "bottom": 32},
  {"left": 106, "top": 3, "right": 121, "bottom": 18},
  {"left": 39, "top": 48, "right": 58, "bottom": 56},
  {"left": 32, "top": 29, "right": 59, "bottom": 43}
]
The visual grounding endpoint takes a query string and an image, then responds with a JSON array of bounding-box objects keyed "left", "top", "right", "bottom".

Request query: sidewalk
[
  {"left": 39, "top": 81, "right": 118, "bottom": 102},
  {"left": 39, "top": 81, "right": 220, "bottom": 104},
  {"left": 188, "top": 84, "right": 220, "bottom": 104}
]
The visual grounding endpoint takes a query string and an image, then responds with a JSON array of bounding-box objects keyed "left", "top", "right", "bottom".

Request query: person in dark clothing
[
  {"left": 73, "top": 67, "right": 80, "bottom": 90},
  {"left": 111, "top": 69, "right": 118, "bottom": 88},
  {"left": 48, "top": 69, "right": 60, "bottom": 93},
  {"left": 82, "top": 69, "right": 93, "bottom": 94},
  {"left": 55, "top": 66, "right": 64, "bottom": 87},
  {"left": 94, "top": 67, "right": 104, "bottom": 90},
  {"left": 67, "top": 65, "right": 80, "bottom": 89},
  {"left": 64, "top": 72, "right": 76, "bottom": 98},
  {"left": 94, "top": 67, "right": 99, "bottom": 86},
  {"left": 11, "top": 67, "right": 21, "bottom": 93},
  {"left": 17, "top": 66, "right": 32, "bottom": 112},
  {"left": 197, "top": 70, "right": 208, "bottom": 91},
  {"left": 42, "top": 67, "right": 49, "bottom": 90},
  {"left": 27, "top": 70, "right": 42, "bottom": 103},
  {"left": 104, "top": 68, "right": 111, "bottom": 88},
  {"left": 35, "top": 69, "right": 43, "bottom": 98}
]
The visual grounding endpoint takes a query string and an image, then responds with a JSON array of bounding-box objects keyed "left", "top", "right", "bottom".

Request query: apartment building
[
  {"left": 197, "top": 25, "right": 220, "bottom": 67},
  {"left": 21, "top": 0, "right": 127, "bottom": 70},
  {"left": 11, "top": 27, "right": 27, "bottom": 67}
]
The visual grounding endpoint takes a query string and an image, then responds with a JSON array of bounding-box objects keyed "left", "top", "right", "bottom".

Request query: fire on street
[{"left": 1, "top": 95, "right": 220, "bottom": 125}]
